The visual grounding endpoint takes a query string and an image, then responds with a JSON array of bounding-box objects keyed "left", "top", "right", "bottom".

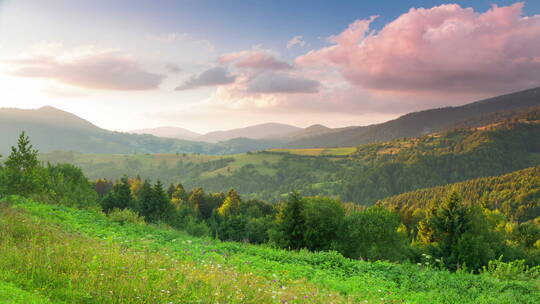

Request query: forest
[{"left": 2, "top": 132, "right": 540, "bottom": 273}]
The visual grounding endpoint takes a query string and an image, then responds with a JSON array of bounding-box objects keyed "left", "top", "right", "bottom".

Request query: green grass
[
  {"left": 202, "top": 153, "right": 282, "bottom": 178},
  {"left": 0, "top": 200, "right": 345, "bottom": 304},
  {"left": 2, "top": 197, "right": 539, "bottom": 303},
  {"left": 0, "top": 280, "right": 53, "bottom": 304}
]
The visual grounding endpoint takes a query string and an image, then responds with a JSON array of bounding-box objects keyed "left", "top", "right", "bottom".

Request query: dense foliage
[
  {"left": 1, "top": 132, "right": 539, "bottom": 284},
  {"left": 2, "top": 199, "right": 539, "bottom": 303}
]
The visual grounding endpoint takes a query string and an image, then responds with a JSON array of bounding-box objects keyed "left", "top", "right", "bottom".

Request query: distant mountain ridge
[
  {"left": 131, "top": 126, "right": 201, "bottom": 140},
  {"left": 2, "top": 86, "right": 540, "bottom": 154},
  {"left": 197, "top": 123, "right": 301, "bottom": 143},
  {"left": 285, "top": 87, "right": 540, "bottom": 148},
  {"left": 0, "top": 107, "right": 279, "bottom": 155}
]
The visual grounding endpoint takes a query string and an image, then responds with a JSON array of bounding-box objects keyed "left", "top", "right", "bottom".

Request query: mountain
[
  {"left": 197, "top": 123, "right": 301, "bottom": 143},
  {"left": 43, "top": 107, "right": 540, "bottom": 205},
  {"left": 0, "top": 106, "right": 278, "bottom": 155},
  {"left": 269, "top": 124, "right": 337, "bottom": 141},
  {"left": 286, "top": 87, "right": 540, "bottom": 148},
  {"left": 130, "top": 126, "right": 201, "bottom": 140}
]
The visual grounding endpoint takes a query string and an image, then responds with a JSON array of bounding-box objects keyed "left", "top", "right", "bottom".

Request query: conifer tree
[
  {"left": 272, "top": 191, "right": 306, "bottom": 250},
  {"left": 430, "top": 191, "right": 472, "bottom": 270},
  {"left": 3, "top": 132, "right": 45, "bottom": 196},
  {"left": 101, "top": 176, "right": 134, "bottom": 212}
]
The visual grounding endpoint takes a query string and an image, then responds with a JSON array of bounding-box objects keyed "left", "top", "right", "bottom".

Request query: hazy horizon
[{"left": 2, "top": 0, "right": 540, "bottom": 133}]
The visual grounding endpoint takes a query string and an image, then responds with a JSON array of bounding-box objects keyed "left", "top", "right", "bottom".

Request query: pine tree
[
  {"left": 273, "top": 191, "right": 306, "bottom": 250},
  {"left": 140, "top": 180, "right": 174, "bottom": 223},
  {"left": 3, "top": 132, "right": 45, "bottom": 196},
  {"left": 138, "top": 180, "right": 154, "bottom": 221},
  {"left": 152, "top": 180, "right": 173, "bottom": 222},
  {"left": 430, "top": 191, "right": 472, "bottom": 270},
  {"left": 101, "top": 176, "right": 134, "bottom": 213}
]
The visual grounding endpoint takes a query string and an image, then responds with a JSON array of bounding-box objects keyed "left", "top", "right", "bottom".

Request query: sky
[{"left": 1, "top": 0, "right": 540, "bottom": 133}]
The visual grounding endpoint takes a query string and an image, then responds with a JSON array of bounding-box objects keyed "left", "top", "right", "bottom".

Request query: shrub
[
  {"left": 185, "top": 216, "right": 210, "bottom": 237},
  {"left": 107, "top": 208, "right": 145, "bottom": 225},
  {"left": 481, "top": 256, "right": 540, "bottom": 281}
]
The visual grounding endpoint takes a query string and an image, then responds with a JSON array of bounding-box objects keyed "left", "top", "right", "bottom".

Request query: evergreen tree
[
  {"left": 101, "top": 176, "right": 134, "bottom": 213},
  {"left": 429, "top": 191, "right": 472, "bottom": 270},
  {"left": 3, "top": 132, "right": 45, "bottom": 196},
  {"left": 140, "top": 180, "right": 174, "bottom": 223},
  {"left": 271, "top": 191, "right": 306, "bottom": 250},
  {"left": 139, "top": 180, "right": 154, "bottom": 220},
  {"left": 152, "top": 180, "right": 173, "bottom": 222}
]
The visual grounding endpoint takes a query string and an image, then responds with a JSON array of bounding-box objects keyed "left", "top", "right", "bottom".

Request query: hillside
[
  {"left": 41, "top": 108, "right": 540, "bottom": 204},
  {"left": 1, "top": 198, "right": 537, "bottom": 303},
  {"left": 197, "top": 122, "right": 301, "bottom": 143},
  {"left": 379, "top": 166, "right": 540, "bottom": 223},
  {"left": 3, "top": 87, "right": 540, "bottom": 155},
  {"left": 286, "top": 87, "right": 540, "bottom": 148},
  {"left": 130, "top": 126, "right": 201, "bottom": 140},
  {"left": 0, "top": 107, "right": 281, "bottom": 155}
]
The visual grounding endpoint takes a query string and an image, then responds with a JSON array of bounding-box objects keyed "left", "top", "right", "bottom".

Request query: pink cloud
[
  {"left": 297, "top": 3, "right": 540, "bottom": 95},
  {"left": 6, "top": 49, "right": 165, "bottom": 90},
  {"left": 219, "top": 50, "right": 292, "bottom": 70}
]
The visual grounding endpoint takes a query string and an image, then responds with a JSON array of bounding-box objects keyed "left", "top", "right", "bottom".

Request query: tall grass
[
  {"left": 0, "top": 204, "right": 348, "bottom": 304},
  {"left": 2, "top": 198, "right": 540, "bottom": 303}
]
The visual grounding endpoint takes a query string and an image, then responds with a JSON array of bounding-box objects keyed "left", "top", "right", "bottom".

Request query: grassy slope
[
  {"left": 2, "top": 198, "right": 539, "bottom": 303},
  {"left": 0, "top": 281, "right": 53, "bottom": 304},
  {"left": 268, "top": 147, "right": 357, "bottom": 157}
]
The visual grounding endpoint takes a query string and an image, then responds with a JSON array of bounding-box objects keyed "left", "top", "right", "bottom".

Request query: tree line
[{"left": 1, "top": 132, "right": 539, "bottom": 272}]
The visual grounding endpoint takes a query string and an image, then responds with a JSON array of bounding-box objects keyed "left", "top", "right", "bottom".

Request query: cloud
[
  {"left": 297, "top": 3, "right": 540, "bottom": 95},
  {"left": 219, "top": 50, "right": 292, "bottom": 70},
  {"left": 287, "top": 35, "right": 306, "bottom": 48},
  {"left": 175, "top": 67, "right": 236, "bottom": 90},
  {"left": 5, "top": 47, "right": 165, "bottom": 90},
  {"left": 165, "top": 63, "right": 181, "bottom": 73},
  {"left": 247, "top": 72, "right": 320, "bottom": 94}
]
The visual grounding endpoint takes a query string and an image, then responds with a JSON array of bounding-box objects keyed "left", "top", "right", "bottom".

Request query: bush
[
  {"left": 481, "top": 257, "right": 540, "bottom": 281},
  {"left": 107, "top": 208, "right": 145, "bottom": 225},
  {"left": 185, "top": 216, "right": 210, "bottom": 237}
]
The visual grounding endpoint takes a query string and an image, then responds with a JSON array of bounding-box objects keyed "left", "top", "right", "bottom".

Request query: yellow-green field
[
  {"left": 200, "top": 153, "right": 283, "bottom": 178},
  {"left": 267, "top": 147, "right": 357, "bottom": 157}
]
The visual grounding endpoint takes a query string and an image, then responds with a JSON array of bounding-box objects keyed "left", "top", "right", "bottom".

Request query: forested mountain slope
[
  {"left": 379, "top": 166, "right": 540, "bottom": 223},
  {"left": 286, "top": 87, "right": 540, "bottom": 148},
  {"left": 41, "top": 110, "right": 540, "bottom": 205}
]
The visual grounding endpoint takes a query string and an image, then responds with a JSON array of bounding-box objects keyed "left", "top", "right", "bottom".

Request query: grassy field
[
  {"left": 40, "top": 151, "right": 284, "bottom": 179},
  {"left": 1, "top": 197, "right": 539, "bottom": 303},
  {"left": 0, "top": 280, "right": 53, "bottom": 304},
  {"left": 268, "top": 147, "right": 357, "bottom": 157}
]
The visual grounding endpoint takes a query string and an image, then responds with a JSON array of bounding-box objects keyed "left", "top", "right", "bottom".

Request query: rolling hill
[
  {"left": 3, "top": 87, "right": 540, "bottom": 155},
  {"left": 286, "top": 87, "right": 540, "bottom": 148},
  {"left": 197, "top": 122, "right": 301, "bottom": 143},
  {"left": 41, "top": 106, "right": 540, "bottom": 204},
  {"left": 130, "top": 126, "right": 201, "bottom": 140},
  {"left": 0, "top": 107, "right": 280, "bottom": 155},
  {"left": 379, "top": 165, "right": 540, "bottom": 223}
]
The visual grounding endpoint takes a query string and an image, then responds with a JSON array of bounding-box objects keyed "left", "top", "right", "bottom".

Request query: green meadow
[{"left": 1, "top": 196, "right": 538, "bottom": 304}]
